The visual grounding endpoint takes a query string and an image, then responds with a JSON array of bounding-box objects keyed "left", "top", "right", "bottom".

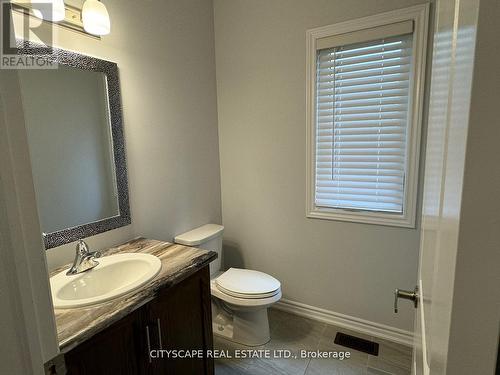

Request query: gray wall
[
  {"left": 44, "top": 0, "right": 221, "bottom": 269},
  {"left": 122, "top": 0, "right": 222, "bottom": 243},
  {"left": 214, "top": 0, "right": 429, "bottom": 331},
  {"left": 20, "top": 68, "right": 118, "bottom": 234}
]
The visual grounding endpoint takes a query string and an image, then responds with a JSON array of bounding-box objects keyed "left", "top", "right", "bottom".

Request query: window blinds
[{"left": 315, "top": 34, "right": 413, "bottom": 213}]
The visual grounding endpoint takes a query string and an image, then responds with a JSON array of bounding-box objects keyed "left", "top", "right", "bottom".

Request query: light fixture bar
[{"left": 10, "top": 0, "right": 101, "bottom": 39}]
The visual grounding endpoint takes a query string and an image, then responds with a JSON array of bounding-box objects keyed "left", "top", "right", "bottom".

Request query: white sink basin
[{"left": 51, "top": 253, "right": 162, "bottom": 309}]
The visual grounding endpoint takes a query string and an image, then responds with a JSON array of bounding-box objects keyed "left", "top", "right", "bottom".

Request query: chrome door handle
[
  {"left": 394, "top": 286, "right": 419, "bottom": 313},
  {"left": 145, "top": 325, "right": 152, "bottom": 363}
]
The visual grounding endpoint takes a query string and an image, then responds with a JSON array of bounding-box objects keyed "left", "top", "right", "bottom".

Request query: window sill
[{"left": 306, "top": 207, "right": 416, "bottom": 228}]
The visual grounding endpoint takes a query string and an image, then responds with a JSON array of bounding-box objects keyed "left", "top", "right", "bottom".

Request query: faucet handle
[{"left": 76, "top": 240, "right": 90, "bottom": 254}]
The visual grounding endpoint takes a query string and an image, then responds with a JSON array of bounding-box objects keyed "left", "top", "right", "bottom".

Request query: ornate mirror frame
[{"left": 17, "top": 41, "right": 131, "bottom": 249}]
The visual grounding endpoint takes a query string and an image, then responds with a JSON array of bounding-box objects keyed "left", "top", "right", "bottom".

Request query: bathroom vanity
[{"left": 52, "top": 238, "right": 217, "bottom": 375}]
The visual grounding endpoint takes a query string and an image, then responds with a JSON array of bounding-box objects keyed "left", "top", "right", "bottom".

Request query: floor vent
[{"left": 334, "top": 332, "right": 379, "bottom": 356}]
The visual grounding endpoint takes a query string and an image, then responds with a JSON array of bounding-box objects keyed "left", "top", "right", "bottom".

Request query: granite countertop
[{"left": 52, "top": 237, "right": 217, "bottom": 352}]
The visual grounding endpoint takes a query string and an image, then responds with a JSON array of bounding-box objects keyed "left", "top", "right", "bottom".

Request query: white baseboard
[{"left": 273, "top": 298, "right": 413, "bottom": 347}]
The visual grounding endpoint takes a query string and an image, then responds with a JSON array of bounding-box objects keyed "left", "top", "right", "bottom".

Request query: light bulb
[
  {"left": 31, "top": 0, "right": 65, "bottom": 22},
  {"left": 82, "top": 0, "right": 110, "bottom": 36}
]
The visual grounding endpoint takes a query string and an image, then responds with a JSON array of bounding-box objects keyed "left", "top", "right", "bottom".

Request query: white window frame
[{"left": 306, "top": 4, "right": 429, "bottom": 228}]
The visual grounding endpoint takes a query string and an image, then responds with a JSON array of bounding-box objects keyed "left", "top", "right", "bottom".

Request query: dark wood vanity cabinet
[
  {"left": 64, "top": 311, "right": 143, "bottom": 375},
  {"left": 64, "top": 266, "right": 214, "bottom": 375},
  {"left": 145, "top": 267, "right": 213, "bottom": 375}
]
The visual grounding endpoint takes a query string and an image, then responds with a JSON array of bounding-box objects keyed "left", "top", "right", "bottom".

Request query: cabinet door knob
[
  {"left": 394, "top": 286, "right": 419, "bottom": 313},
  {"left": 145, "top": 325, "right": 152, "bottom": 363}
]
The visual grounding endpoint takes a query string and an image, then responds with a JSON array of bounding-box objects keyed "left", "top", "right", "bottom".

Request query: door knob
[{"left": 394, "top": 286, "right": 419, "bottom": 313}]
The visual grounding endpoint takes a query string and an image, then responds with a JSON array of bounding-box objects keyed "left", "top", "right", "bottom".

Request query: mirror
[{"left": 18, "top": 43, "right": 130, "bottom": 249}]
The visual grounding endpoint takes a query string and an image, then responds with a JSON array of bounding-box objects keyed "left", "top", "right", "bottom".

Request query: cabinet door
[
  {"left": 147, "top": 266, "right": 214, "bottom": 375},
  {"left": 64, "top": 310, "right": 144, "bottom": 375}
]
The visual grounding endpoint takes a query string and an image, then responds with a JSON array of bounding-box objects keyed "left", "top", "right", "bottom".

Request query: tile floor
[{"left": 214, "top": 309, "right": 412, "bottom": 375}]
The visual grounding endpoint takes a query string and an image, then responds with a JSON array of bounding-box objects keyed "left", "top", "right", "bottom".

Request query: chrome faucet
[{"left": 67, "top": 240, "right": 102, "bottom": 275}]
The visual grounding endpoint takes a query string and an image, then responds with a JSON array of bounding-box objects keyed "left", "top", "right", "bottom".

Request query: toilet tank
[{"left": 174, "top": 224, "right": 224, "bottom": 277}]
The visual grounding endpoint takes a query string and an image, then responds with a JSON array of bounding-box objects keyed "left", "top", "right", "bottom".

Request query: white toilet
[{"left": 174, "top": 224, "right": 281, "bottom": 346}]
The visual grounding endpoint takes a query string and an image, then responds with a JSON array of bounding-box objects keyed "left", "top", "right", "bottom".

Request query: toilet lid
[{"left": 215, "top": 268, "right": 281, "bottom": 298}]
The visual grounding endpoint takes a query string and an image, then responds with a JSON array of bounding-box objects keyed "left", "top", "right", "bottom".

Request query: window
[
  {"left": 306, "top": 6, "right": 428, "bottom": 227},
  {"left": 316, "top": 33, "right": 412, "bottom": 213}
]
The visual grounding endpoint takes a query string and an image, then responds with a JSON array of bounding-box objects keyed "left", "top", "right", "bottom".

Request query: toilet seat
[
  {"left": 215, "top": 268, "right": 281, "bottom": 299},
  {"left": 216, "top": 285, "right": 280, "bottom": 299},
  {"left": 211, "top": 280, "right": 282, "bottom": 307},
  {"left": 211, "top": 268, "right": 282, "bottom": 307}
]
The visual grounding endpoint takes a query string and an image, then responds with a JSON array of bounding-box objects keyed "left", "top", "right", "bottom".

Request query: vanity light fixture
[
  {"left": 82, "top": 0, "right": 111, "bottom": 36},
  {"left": 31, "top": 0, "right": 65, "bottom": 22},
  {"left": 17, "top": 0, "right": 109, "bottom": 37}
]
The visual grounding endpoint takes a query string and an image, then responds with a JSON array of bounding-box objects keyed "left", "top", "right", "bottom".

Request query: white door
[{"left": 410, "top": 0, "right": 481, "bottom": 373}]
